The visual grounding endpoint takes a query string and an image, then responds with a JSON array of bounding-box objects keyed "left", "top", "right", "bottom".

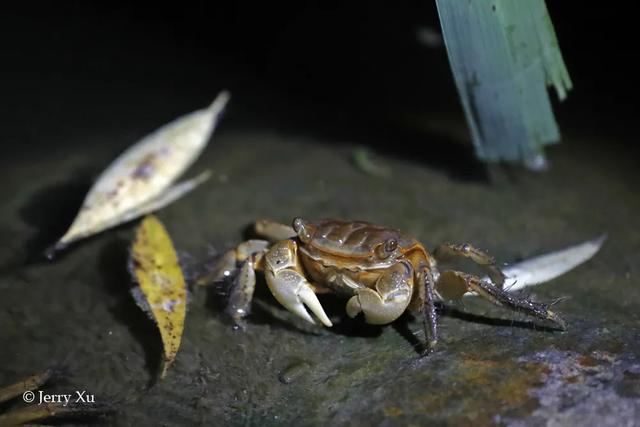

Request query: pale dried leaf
[{"left": 48, "top": 91, "right": 229, "bottom": 256}]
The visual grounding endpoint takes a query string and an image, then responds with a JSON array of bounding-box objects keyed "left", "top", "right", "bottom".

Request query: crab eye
[
  {"left": 292, "top": 217, "right": 312, "bottom": 243},
  {"left": 384, "top": 238, "right": 398, "bottom": 253},
  {"left": 375, "top": 238, "right": 398, "bottom": 259}
]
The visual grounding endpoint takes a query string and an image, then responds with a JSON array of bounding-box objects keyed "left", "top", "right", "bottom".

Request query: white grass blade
[{"left": 467, "top": 235, "right": 606, "bottom": 296}]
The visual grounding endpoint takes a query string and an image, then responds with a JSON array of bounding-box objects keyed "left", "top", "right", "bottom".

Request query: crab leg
[
  {"left": 225, "top": 240, "right": 272, "bottom": 328},
  {"left": 225, "top": 260, "right": 257, "bottom": 329},
  {"left": 194, "top": 239, "right": 270, "bottom": 328},
  {"left": 254, "top": 219, "right": 296, "bottom": 241},
  {"left": 433, "top": 242, "right": 506, "bottom": 287},
  {"left": 196, "top": 239, "right": 269, "bottom": 286},
  {"left": 437, "top": 270, "right": 566, "bottom": 329},
  {"left": 422, "top": 268, "right": 439, "bottom": 353}
]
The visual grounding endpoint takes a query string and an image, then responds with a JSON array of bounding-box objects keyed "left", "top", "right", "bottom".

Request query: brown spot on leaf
[{"left": 132, "top": 154, "right": 157, "bottom": 180}]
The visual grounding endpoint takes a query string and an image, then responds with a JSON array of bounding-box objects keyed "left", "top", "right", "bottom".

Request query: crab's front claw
[
  {"left": 266, "top": 269, "right": 333, "bottom": 327},
  {"left": 346, "top": 263, "right": 413, "bottom": 325},
  {"left": 346, "top": 288, "right": 411, "bottom": 325}
]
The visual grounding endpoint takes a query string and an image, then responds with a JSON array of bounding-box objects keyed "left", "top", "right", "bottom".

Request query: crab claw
[
  {"left": 346, "top": 288, "right": 411, "bottom": 325},
  {"left": 345, "top": 264, "right": 413, "bottom": 325},
  {"left": 266, "top": 269, "right": 333, "bottom": 327}
]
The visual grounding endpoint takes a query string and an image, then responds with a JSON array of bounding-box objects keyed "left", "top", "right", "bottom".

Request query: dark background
[{"left": 1, "top": 1, "right": 638, "bottom": 157}]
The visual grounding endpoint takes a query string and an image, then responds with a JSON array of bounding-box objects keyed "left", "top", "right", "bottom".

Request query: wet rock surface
[{"left": 0, "top": 127, "right": 638, "bottom": 426}]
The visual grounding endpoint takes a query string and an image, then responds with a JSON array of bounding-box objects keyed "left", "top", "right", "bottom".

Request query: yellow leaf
[{"left": 130, "top": 215, "right": 187, "bottom": 378}]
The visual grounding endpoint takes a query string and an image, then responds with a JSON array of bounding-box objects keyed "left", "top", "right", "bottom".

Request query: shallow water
[{"left": 1, "top": 115, "right": 639, "bottom": 425}]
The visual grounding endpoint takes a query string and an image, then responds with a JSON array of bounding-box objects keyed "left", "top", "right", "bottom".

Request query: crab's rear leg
[
  {"left": 196, "top": 239, "right": 270, "bottom": 328},
  {"left": 434, "top": 243, "right": 506, "bottom": 287},
  {"left": 196, "top": 239, "right": 269, "bottom": 286},
  {"left": 436, "top": 270, "right": 566, "bottom": 329},
  {"left": 420, "top": 268, "right": 439, "bottom": 354},
  {"left": 254, "top": 219, "right": 296, "bottom": 241},
  {"left": 225, "top": 256, "right": 258, "bottom": 329}
]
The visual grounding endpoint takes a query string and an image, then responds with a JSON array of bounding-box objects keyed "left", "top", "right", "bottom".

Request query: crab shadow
[
  {"left": 194, "top": 252, "right": 558, "bottom": 355},
  {"left": 97, "top": 237, "right": 163, "bottom": 387},
  {"left": 390, "top": 303, "right": 562, "bottom": 356},
  {"left": 199, "top": 225, "right": 385, "bottom": 340},
  {"left": 439, "top": 304, "right": 561, "bottom": 333},
  {"left": 201, "top": 271, "right": 384, "bottom": 339},
  {"left": 200, "top": 273, "right": 317, "bottom": 337},
  {"left": 201, "top": 274, "right": 561, "bottom": 355},
  {"left": 316, "top": 293, "right": 384, "bottom": 339}
]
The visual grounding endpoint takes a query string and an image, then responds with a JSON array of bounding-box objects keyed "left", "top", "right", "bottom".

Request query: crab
[{"left": 205, "top": 218, "right": 565, "bottom": 353}]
